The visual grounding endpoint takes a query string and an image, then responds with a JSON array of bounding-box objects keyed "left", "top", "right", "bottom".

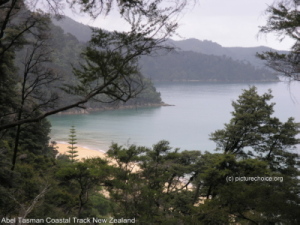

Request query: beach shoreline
[
  {"left": 55, "top": 143, "right": 107, "bottom": 159},
  {"left": 55, "top": 142, "right": 141, "bottom": 173}
]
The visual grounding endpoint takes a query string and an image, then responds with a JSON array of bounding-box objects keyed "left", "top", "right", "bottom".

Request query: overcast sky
[{"left": 65, "top": 0, "right": 293, "bottom": 50}]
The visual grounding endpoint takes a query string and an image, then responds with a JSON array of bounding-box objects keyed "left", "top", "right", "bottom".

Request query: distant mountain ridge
[
  {"left": 140, "top": 51, "right": 275, "bottom": 82},
  {"left": 167, "top": 38, "right": 278, "bottom": 68},
  {"left": 52, "top": 16, "right": 278, "bottom": 82},
  {"left": 52, "top": 16, "right": 279, "bottom": 68}
]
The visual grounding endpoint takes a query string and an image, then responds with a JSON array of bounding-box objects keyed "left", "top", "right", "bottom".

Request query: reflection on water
[{"left": 49, "top": 81, "right": 300, "bottom": 152}]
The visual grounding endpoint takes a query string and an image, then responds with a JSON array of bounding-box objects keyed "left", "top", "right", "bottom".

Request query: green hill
[
  {"left": 168, "top": 38, "right": 286, "bottom": 68},
  {"left": 140, "top": 51, "right": 275, "bottom": 82},
  {"left": 15, "top": 18, "right": 163, "bottom": 113},
  {"left": 52, "top": 16, "right": 278, "bottom": 82}
]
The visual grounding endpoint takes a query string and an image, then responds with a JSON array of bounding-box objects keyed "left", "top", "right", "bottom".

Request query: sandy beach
[
  {"left": 56, "top": 143, "right": 107, "bottom": 159},
  {"left": 55, "top": 143, "right": 140, "bottom": 172}
]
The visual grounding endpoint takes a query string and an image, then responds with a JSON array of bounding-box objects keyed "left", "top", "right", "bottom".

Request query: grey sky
[
  {"left": 64, "top": 0, "right": 293, "bottom": 50},
  {"left": 176, "top": 0, "right": 293, "bottom": 50}
]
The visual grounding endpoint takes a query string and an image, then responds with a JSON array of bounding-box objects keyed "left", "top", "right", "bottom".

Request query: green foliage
[
  {"left": 105, "top": 131, "right": 299, "bottom": 224},
  {"left": 106, "top": 141, "right": 202, "bottom": 224},
  {"left": 120, "top": 77, "right": 162, "bottom": 106},
  {"left": 55, "top": 157, "right": 112, "bottom": 217},
  {"left": 62, "top": 28, "right": 147, "bottom": 105},
  {"left": 206, "top": 86, "right": 300, "bottom": 224},
  {"left": 258, "top": 0, "right": 300, "bottom": 80},
  {"left": 194, "top": 154, "right": 300, "bottom": 224},
  {"left": 67, "top": 125, "right": 78, "bottom": 162},
  {"left": 210, "top": 87, "right": 299, "bottom": 164}
]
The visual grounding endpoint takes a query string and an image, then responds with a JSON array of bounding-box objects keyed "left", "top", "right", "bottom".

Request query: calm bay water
[{"left": 49, "top": 81, "right": 300, "bottom": 152}]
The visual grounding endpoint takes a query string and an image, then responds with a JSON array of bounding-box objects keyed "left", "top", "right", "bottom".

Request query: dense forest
[
  {"left": 1, "top": 0, "right": 300, "bottom": 224},
  {"left": 140, "top": 51, "right": 274, "bottom": 82}
]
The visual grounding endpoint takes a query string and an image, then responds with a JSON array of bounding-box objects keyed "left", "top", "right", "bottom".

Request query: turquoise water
[{"left": 49, "top": 81, "right": 300, "bottom": 152}]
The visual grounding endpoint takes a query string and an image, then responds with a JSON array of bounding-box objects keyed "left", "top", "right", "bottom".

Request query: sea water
[{"left": 49, "top": 81, "right": 300, "bottom": 152}]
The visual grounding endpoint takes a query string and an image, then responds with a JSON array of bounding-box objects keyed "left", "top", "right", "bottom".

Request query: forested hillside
[
  {"left": 53, "top": 16, "right": 277, "bottom": 82},
  {"left": 167, "top": 38, "right": 283, "bottom": 68},
  {"left": 16, "top": 18, "right": 163, "bottom": 113},
  {"left": 140, "top": 50, "right": 275, "bottom": 81}
]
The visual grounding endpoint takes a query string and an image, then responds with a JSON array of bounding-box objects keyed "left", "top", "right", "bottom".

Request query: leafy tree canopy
[{"left": 258, "top": 0, "right": 300, "bottom": 81}]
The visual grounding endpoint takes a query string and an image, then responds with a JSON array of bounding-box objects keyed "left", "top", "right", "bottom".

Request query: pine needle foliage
[{"left": 67, "top": 125, "right": 78, "bottom": 162}]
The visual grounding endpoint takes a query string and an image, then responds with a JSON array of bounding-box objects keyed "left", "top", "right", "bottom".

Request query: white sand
[{"left": 56, "top": 143, "right": 106, "bottom": 159}]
